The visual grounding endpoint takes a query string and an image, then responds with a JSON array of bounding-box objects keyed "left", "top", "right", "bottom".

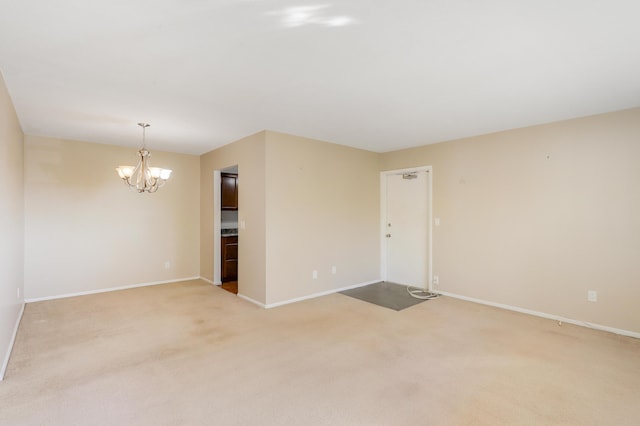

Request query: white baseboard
[
  {"left": 199, "top": 276, "right": 216, "bottom": 285},
  {"left": 237, "top": 293, "right": 266, "bottom": 308},
  {"left": 237, "top": 280, "right": 380, "bottom": 310},
  {"left": 438, "top": 291, "right": 640, "bottom": 339},
  {"left": 265, "top": 279, "right": 380, "bottom": 309},
  {"left": 1, "top": 303, "right": 25, "bottom": 381},
  {"left": 24, "top": 277, "right": 201, "bottom": 303}
]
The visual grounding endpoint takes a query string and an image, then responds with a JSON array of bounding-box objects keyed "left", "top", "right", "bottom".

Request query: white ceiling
[{"left": 1, "top": 0, "right": 639, "bottom": 155}]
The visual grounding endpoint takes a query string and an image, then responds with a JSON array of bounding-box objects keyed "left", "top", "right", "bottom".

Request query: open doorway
[{"left": 217, "top": 165, "right": 239, "bottom": 294}]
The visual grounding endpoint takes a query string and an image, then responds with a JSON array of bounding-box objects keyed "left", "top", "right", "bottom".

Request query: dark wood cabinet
[
  {"left": 221, "top": 235, "right": 238, "bottom": 282},
  {"left": 221, "top": 173, "right": 238, "bottom": 210}
]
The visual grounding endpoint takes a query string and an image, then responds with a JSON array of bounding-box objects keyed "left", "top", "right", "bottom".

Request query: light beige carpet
[{"left": 1, "top": 279, "right": 639, "bottom": 425}]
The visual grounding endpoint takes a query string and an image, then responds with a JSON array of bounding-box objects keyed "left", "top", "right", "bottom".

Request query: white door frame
[
  {"left": 213, "top": 170, "right": 222, "bottom": 285},
  {"left": 380, "top": 166, "right": 433, "bottom": 291}
]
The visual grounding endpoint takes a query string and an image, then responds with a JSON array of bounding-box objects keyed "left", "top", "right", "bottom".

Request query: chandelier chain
[{"left": 138, "top": 122, "right": 150, "bottom": 149}]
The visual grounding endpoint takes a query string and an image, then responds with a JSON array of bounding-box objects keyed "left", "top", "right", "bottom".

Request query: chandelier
[{"left": 116, "top": 123, "right": 172, "bottom": 193}]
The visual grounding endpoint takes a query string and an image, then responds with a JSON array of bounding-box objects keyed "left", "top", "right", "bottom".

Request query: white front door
[{"left": 384, "top": 169, "right": 430, "bottom": 289}]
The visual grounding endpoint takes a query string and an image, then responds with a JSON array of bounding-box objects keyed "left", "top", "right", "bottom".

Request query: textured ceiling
[{"left": 1, "top": 0, "right": 639, "bottom": 155}]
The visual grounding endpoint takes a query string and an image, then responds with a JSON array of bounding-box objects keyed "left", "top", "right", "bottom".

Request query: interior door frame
[
  {"left": 213, "top": 170, "right": 222, "bottom": 285},
  {"left": 380, "top": 166, "right": 433, "bottom": 291}
]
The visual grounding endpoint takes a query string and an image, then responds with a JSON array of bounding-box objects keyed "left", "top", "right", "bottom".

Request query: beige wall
[
  {"left": 381, "top": 108, "right": 640, "bottom": 333},
  {"left": 264, "top": 131, "right": 380, "bottom": 305},
  {"left": 24, "top": 136, "right": 200, "bottom": 299},
  {"left": 5, "top": 73, "right": 637, "bottom": 344},
  {"left": 200, "top": 132, "right": 267, "bottom": 303},
  {"left": 0, "top": 72, "right": 24, "bottom": 378}
]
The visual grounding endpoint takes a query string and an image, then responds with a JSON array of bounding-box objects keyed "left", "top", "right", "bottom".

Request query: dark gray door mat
[{"left": 340, "top": 281, "right": 428, "bottom": 311}]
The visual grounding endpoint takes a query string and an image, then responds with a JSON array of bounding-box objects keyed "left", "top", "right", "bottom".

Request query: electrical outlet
[
  {"left": 312, "top": 270, "right": 318, "bottom": 279},
  {"left": 587, "top": 290, "right": 597, "bottom": 302},
  {"left": 432, "top": 275, "right": 439, "bottom": 285},
  {"left": 331, "top": 266, "right": 337, "bottom": 274},
  {"left": 164, "top": 261, "right": 171, "bottom": 269},
  {"left": 17, "top": 287, "right": 20, "bottom": 298}
]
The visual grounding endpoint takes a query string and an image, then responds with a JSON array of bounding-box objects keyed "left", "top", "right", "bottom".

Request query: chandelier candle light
[{"left": 116, "top": 123, "right": 172, "bottom": 193}]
